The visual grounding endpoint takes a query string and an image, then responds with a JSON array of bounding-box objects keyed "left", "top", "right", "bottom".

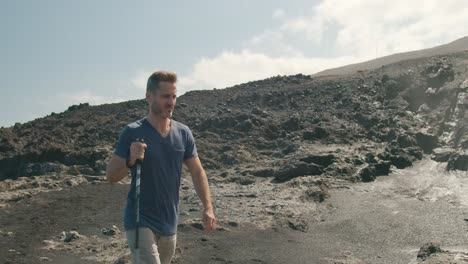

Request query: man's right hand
[{"left": 128, "top": 141, "right": 147, "bottom": 167}]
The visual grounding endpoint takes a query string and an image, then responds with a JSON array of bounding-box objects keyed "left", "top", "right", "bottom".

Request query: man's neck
[{"left": 146, "top": 114, "right": 171, "bottom": 135}]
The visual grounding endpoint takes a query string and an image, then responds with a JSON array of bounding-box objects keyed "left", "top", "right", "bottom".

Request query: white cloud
[
  {"left": 179, "top": 50, "right": 362, "bottom": 90},
  {"left": 313, "top": 0, "right": 468, "bottom": 56},
  {"left": 272, "top": 8, "right": 285, "bottom": 19}
]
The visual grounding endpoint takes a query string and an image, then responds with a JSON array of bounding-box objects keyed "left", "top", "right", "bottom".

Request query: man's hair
[{"left": 146, "top": 71, "right": 177, "bottom": 93}]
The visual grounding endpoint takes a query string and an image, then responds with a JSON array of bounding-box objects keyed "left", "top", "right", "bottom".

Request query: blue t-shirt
[{"left": 114, "top": 117, "right": 198, "bottom": 236}]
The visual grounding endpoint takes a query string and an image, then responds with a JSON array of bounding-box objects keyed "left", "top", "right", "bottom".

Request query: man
[{"left": 106, "top": 71, "right": 216, "bottom": 264}]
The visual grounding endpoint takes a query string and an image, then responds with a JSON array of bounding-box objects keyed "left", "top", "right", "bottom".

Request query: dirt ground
[{"left": 1, "top": 159, "right": 468, "bottom": 264}]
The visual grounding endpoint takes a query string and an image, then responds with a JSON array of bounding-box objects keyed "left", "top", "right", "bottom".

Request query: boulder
[
  {"left": 431, "top": 148, "right": 456, "bottom": 162},
  {"left": 301, "top": 186, "right": 328, "bottom": 203},
  {"left": 236, "top": 119, "right": 254, "bottom": 131},
  {"left": 359, "top": 166, "right": 376, "bottom": 182},
  {"left": 303, "top": 126, "right": 328, "bottom": 140},
  {"left": 397, "top": 134, "right": 417, "bottom": 148},
  {"left": 375, "top": 161, "right": 391, "bottom": 176},
  {"left": 251, "top": 168, "right": 275, "bottom": 177},
  {"left": 101, "top": 225, "right": 121, "bottom": 236},
  {"left": 282, "top": 115, "right": 302, "bottom": 131},
  {"left": 447, "top": 152, "right": 468, "bottom": 171},
  {"left": 22, "top": 162, "right": 66, "bottom": 177},
  {"left": 389, "top": 155, "right": 413, "bottom": 169},
  {"left": 59, "top": 231, "right": 82, "bottom": 243},
  {"left": 274, "top": 162, "right": 323, "bottom": 182},
  {"left": 417, "top": 243, "right": 443, "bottom": 260},
  {"left": 300, "top": 154, "right": 336, "bottom": 167},
  {"left": 415, "top": 132, "right": 439, "bottom": 153},
  {"left": 288, "top": 218, "right": 309, "bottom": 232},
  {"left": 379, "top": 148, "right": 414, "bottom": 169},
  {"left": 114, "top": 253, "right": 131, "bottom": 264}
]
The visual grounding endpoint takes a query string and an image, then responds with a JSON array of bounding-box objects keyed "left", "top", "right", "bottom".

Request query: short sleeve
[
  {"left": 114, "top": 126, "right": 132, "bottom": 159},
  {"left": 184, "top": 129, "right": 198, "bottom": 160}
]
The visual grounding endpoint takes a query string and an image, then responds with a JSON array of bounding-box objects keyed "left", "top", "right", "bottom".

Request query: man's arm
[
  {"left": 184, "top": 156, "right": 216, "bottom": 232},
  {"left": 107, "top": 141, "right": 147, "bottom": 183},
  {"left": 106, "top": 154, "right": 129, "bottom": 183}
]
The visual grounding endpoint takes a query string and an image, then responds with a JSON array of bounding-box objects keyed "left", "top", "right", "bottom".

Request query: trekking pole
[{"left": 134, "top": 138, "right": 145, "bottom": 261}]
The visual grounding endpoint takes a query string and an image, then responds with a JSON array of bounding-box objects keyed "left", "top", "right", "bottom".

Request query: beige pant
[{"left": 126, "top": 227, "right": 177, "bottom": 264}]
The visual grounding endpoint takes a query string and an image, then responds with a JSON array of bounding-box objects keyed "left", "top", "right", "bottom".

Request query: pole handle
[{"left": 135, "top": 138, "right": 145, "bottom": 165}]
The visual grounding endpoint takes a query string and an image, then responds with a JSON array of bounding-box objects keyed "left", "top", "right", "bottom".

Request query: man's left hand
[{"left": 203, "top": 208, "right": 216, "bottom": 233}]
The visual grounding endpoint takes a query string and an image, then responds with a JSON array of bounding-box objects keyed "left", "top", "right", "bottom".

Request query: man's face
[{"left": 146, "top": 81, "right": 177, "bottom": 119}]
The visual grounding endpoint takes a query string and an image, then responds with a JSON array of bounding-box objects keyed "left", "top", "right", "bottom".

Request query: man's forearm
[
  {"left": 191, "top": 169, "right": 213, "bottom": 210},
  {"left": 106, "top": 162, "right": 129, "bottom": 183}
]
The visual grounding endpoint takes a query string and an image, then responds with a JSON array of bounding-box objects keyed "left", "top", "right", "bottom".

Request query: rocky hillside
[
  {"left": 0, "top": 51, "right": 467, "bottom": 184},
  {"left": 315, "top": 35, "right": 468, "bottom": 77}
]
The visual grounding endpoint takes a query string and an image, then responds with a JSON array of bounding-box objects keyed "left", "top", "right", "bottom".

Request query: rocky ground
[{"left": 0, "top": 48, "right": 468, "bottom": 263}]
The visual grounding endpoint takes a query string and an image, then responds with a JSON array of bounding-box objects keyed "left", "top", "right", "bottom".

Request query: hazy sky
[{"left": 1, "top": 0, "right": 468, "bottom": 127}]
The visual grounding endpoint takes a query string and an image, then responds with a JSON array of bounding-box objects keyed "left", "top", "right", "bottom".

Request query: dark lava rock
[
  {"left": 356, "top": 160, "right": 391, "bottom": 182},
  {"left": 59, "top": 231, "right": 82, "bottom": 243},
  {"left": 389, "top": 155, "right": 413, "bottom": 169},
  {"left": 274, "top": 162, "right": 323, "bottom": 182},
  {"left": 282, "top": 144, "right": 298, "bottom": 155},
  {"left": 282, "top": 115, "right": 302, "bottom": 131},
  {"left": 288, "top": 218, "right": 309, "bottom": 232},
  {"left": 0, "top": 137, "right": 16, "bottom": 152},
  {"left": 251, "top": 107, "right": 270, "bottom": 118},
  {"left": 299, "top": 154, "right": 336, "bottom": 167},
  {"left": 227, "top": 221, "right": 239, "bottom": 227},
  {"left": 359, "top": 166, "right": 377, "bottom": 182},
  {"left": 263, "top": 123, "right": 286, "bottom": 140},
  {"left": 384, "top": 79, "right": 405, "bottom": 99},
  {"left": 101, "top": 225, "right": 120, "bottom": 236},
  {"left": 236, "top": 119, "right": 254, "bottom": 131},
  {"left": 364, "top": 153, "right": 377, "bottom": 164},
  {"left": 303, "top": 126, "right": 328, "bottom": 140},
  {"left": 431, "top": 147, "right": 456, "bottom": 162},
  {"left": 417, "top": 243, "right": 443, "bottom": 260},
  {"left": 251, "top": 168, "right": 275, "bottom": 177},
  {"left": 67, "top": 103, "right": 90, "bottom": 112},
  {"left": 22, "top": 162, "right": 66, "bottom": 177},
  {"left": 447, "top": 153, "right": 468, "bottom": 171},
  {"left": 374, "top": 161, "right": 391, "bottom": 176},
  {"left": 379, "top": 149, "right": 414, "bottom": 169},
  {"left": 354, "top": 113, "right": 379, "bottom": 129},
  {"left": 113, "top": 254, "right": 131, "bottom": 264},
  {"left": 301, "top": 187, "right": 328, "bottom": 202},
  {"left": 406, "top": 147, "right": 424, "bottom": 160},
  {"left": 384, "top": 147, "right": 416, "bottom": 169},
  {"left": 425, "top": 62, "right": 455, "bottom": 88},
  {"left": 415, "top": 132, "right": 439, "bottom": 154},
  {"left": 397, "top": 134, "right": 417, "bottom": 148},
  {"left": 229, "top": 176, "right": 256, "bottom": 185}
]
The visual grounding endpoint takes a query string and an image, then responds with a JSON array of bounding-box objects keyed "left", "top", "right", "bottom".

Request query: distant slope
[{"left": 314, "top": 36, "right": 468, "bottom": 77}]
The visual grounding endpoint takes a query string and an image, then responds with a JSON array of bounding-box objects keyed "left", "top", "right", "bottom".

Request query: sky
[{"left": 1, "top": 0, "right": 468, "bottom": 127}]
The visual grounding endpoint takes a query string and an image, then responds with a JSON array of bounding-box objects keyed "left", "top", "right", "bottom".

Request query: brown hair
[{"left": 146, "top": 71, "right": 177, "bottom": 93}]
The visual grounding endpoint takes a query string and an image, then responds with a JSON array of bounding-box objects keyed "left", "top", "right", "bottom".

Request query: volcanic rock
[
  {"left": 59, "top": 231, "right": 82, "bottom": 243},
  {"left": 417, "top": 243, "right": 443, "bottom": 260},
  {"left": 431, "top": 147, "right": 456, "bottom": 162},
  {"left": 274, "top": 162, "right": 323, "bottom": 182},
  {"left": 415, "top": 132, "right": 439, "bottom": 154},
  {"left": 447, "top": 152, "right": 468, "bottom": 171},
  {"left": 303, "top": 126, "right": 329, "bottom": 140},
  {"left": 299, "top": 154, "right": 336, "bottom": 167}
]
